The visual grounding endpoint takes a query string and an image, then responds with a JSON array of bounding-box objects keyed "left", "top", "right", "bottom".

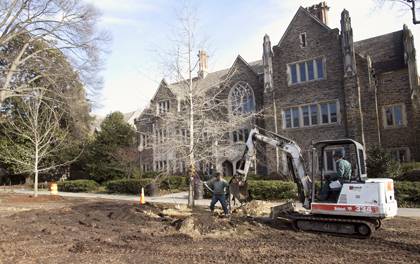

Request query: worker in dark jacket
[{"left": 204, "top": 172, "right": 229, "bottom": 215}]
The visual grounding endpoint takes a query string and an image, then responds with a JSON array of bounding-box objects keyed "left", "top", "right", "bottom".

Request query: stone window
[
  {"left": 284, "top": 108, "right": 300, "bottom": 129},
  {"left": 316, "top": 58, "right": 324, "bottom": 79},
  {"left": 301, "top": 104, "right": 319, "bottom": 127},
  {"left": 177, "top": 128, "right": 189, "bottom": 143},
  {"left": 157, "top": 100, "right": 170, "bottom": 114},
  {"left": 155, "top": 128, "right": 167, "bottom": 144},
  {"left": 320, "top": 102, "right": 337, "bottom": 124},
  {"left": 232, "top": 128, "right": 250, "bottom": 143},
  {"left": 142, "top": 164, "right": 151, "bottom": 172},
  {"left": 288, "top": 57, "right": 325, "bottom": 85},
  {"left": 310, "top": 104, "right": 319, "bottom": 125},
  {"left": 140, "top": 134, "right": 149, "bottom": 149},
  {"left": 283, "top": 101, "right": 339, "bottom": 129},
  {"left": 389, "top": 148, "right": 410, "bottom": 163},
  {"left": 229, "top": 82, "right": 255, "bottom": 115},
  {"left": 300, "top": 33, "right": 307, "bottom": 48},
  {"left": 156, "top": 160, "right": 168, "bottom": 171},
  {"left": 383, "top": 104, "right": 406, "bottom": 128},
  {"left": 179, "top": 161, "right": 186, "bottom": 173}
]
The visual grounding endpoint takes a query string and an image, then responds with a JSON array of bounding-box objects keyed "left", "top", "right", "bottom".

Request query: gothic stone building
[
  {"left": 136, "top": 54, "right": 265, "bottom": 176},
  {"left": 135, "top": 2, "right": 420, "bottom": 177}
]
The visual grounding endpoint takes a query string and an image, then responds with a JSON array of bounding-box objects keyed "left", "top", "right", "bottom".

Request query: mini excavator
[{"left": 230, "top": 128, "right": 398, "bottom": 238}]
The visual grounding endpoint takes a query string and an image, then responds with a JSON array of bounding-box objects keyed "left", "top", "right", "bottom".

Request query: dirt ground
[{"left": 0, "top": 193, "right": 419, "bottom": 264}]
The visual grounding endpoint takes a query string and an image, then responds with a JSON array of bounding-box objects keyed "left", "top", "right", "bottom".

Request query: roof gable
[
  {"left": 150, "top": 79, "right": 175, "bottom": 102},
  {"left": 277, "top": 6, "right": 331, "bottom": 47},
  {"left": 227, "top": 55, "right": 259, "bottom": 77}
]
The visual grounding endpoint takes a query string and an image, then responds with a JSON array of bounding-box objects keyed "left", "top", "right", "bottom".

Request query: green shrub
[
  {"left": 130, "top": 167, "right": 142, "bottom": 179},
  {"left": 141, "top": 171, "right": 161, "bottom": 179},
  {"left": 204, "top": 180, "right": 297, "bottom": 201},
  {"left": 367, "top": 146, "right": 401, "bottom": 178},
  {"left": 160, "top": 176, "right": 188, "bottom": 190},
  {"left": 105, "top": 179, "right": 154, "bottom": 194},
  {"left": 400, "top": 162, "right": 420, "bottom": 175},
  {"left": 58, "top": 180, "right": 99, "bottom": 192},
  {"left": 246, "top": 173, "right": 266, "bottom": 181},
  {"left": 248, "top": 180, "right": 297, "bottom": 200},
  {"left": 395, "top": 181, "right": 420, "bottom": 207},
  {"left": 397, "top": 171, "right": 420, "bottom": 182}
]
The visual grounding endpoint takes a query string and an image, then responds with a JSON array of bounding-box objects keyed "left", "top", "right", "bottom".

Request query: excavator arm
[{"left": 232, "top": 128, "right": 312, "bottom": 208}]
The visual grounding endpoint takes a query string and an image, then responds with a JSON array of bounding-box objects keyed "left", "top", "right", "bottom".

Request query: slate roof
[
  {"left": 354, "top": 30, "right": 405, "bottom": 73},
  {"left": 166, "top": 59, "right": 263, "bottom": 98},
  {"left": 249, "top": 60, "right": 264, "bottom": 74}
]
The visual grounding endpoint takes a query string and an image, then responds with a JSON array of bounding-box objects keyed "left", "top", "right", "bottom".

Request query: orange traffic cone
[{"left": 140, "top": 187, "right": 145, "bottom": 205}]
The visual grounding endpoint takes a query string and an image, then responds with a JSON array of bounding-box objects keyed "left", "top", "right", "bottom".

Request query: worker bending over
[{"left": 204, "top": 173, "right": 229, "bottom": 216}]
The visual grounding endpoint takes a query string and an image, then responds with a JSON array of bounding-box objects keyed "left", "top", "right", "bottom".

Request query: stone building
[
  {"left": 136, "top": 2, "right": 420, "bottom": 177},
  {"left": 136, "top": 53, "right": 265, "bottom": 177}
]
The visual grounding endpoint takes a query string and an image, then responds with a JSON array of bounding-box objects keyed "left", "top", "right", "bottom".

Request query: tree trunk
[
  {"left": 34, "top": 147, "right": 39, "bottom": 197},
  {"left": 187, "top": 27, "right": 195, "bottom": 208},
  {"left": 188, "top": 89, "right": 195, "bottom": 207}
]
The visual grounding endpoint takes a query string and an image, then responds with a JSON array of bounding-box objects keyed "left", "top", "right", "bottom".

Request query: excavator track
[{"left": 285, "top": 212, "right": 376, "bottom": 239}]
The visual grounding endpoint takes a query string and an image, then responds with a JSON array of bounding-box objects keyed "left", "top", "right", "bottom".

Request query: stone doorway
[{"left": 222, "top": 160, "right": 233, "bottom": 176}]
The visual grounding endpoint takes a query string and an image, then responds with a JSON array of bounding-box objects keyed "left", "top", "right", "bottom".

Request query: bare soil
[{"left": 0, "top": 193, "right": 419, "bottom": 264}]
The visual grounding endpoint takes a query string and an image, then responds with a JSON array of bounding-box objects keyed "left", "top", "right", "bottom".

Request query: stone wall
[
  {"left": 266, "top": 9, "right": 347, "bottom": 174},
  {"left": 376, "top": 68, "right": 418, "bottom": 160}
]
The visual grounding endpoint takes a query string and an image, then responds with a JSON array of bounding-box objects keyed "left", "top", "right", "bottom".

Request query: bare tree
[
  {"left": 145, "top": 2, "right": 263, "bottom": 207},
  {"left": 0, "top": 0, "right": 108, "bottom": 106},
  {"left": 376, "top": 0, "right": 420, "bottom": 24},
  {"left": 0, "top": 89, "right": 79, "bottom": 197}
]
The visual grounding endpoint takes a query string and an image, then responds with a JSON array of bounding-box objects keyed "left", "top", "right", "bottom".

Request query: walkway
[{"left": 3, "top": 188, "right": 420, "bottom": 218}]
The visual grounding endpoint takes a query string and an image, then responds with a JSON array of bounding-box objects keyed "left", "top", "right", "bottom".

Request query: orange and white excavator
[{"left": 230, "top": 128, "right": 398, "bottom": 238}]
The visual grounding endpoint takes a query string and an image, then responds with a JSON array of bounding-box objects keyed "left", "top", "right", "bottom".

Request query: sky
[{"left": 86, "top": 0, "right": 420, "bottom": 116}]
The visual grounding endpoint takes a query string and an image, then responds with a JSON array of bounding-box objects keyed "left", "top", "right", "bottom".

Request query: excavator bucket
[{"left": 229, "top": 178, "right": 250, "bottom": 203}]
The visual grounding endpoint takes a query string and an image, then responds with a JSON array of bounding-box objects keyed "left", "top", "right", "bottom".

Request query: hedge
[
  {"left": 245, "top": 181, "right": 420, "bottom": 206},
  {"left": 58, "top": 180, "right": 99, "bottom": 193},
  {"left": 204, "top": 180, "right": 297, "bottom": 201},
  {"left": 395, "top": 181, "right": 420, "bottom": 207},
  {"left": 247, "top": 180, "right": 297, "bottom": 200},
  {"left": 105, "top": 179, "right": 154, "bottom": 194},
  {"left": 400, "top": 162, "right": 420, "bottom": 175},
  {"left": 141, "top": 171, "right": 161, "bottom": 179},
  {"left": 160, "top": 176, "right": 189, "bottom": 190},
  {"left": 203, "top": 180, "right": 420, "bottom": 207}
]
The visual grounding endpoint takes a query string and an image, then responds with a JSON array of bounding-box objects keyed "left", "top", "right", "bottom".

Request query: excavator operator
[{"left": 319, "top": 150, "right": 352, "bottom": 201}]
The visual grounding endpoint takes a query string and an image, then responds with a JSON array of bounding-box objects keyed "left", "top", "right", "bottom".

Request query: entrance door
[{"left": 222, "top": 160, "right": 233, "bottom": 176}]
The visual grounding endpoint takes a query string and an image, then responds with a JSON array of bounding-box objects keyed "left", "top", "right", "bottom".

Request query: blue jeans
[{"left": 210, "top": 194, "right": 229, "bottom": 215}]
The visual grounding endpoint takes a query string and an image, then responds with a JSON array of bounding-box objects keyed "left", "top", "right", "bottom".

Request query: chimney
[
  {"left": 197, "top": 50, "right": 208, "bottom": 79},
  {"left": 306, "top": 2, "right": 330, "bottom": 25}
]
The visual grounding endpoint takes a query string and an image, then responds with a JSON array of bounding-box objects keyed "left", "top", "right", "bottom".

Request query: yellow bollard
[
  {"left": 50, "top": 182, "right": 58, "bottom": 195},
  {"left": 140, "top": 187, "right": 145, "bottom": 205}
]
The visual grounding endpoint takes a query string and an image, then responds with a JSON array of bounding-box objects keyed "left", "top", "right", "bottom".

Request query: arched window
[{"left": 228, "top": 82, "right": 255, "bottom": 115}]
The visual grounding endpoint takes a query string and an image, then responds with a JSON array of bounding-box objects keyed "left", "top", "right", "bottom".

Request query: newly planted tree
[{"left": 147, "top": 2, "right": 262, "bottom": 206}]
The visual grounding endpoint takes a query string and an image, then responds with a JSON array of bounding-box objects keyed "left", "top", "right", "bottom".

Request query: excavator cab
[{"left": 311, "top": 139, "right": 368, "bottom": 203}]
